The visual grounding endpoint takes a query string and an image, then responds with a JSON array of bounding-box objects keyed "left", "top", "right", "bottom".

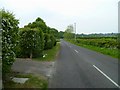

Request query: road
[{"left": 49, "top": 40, "right": 119, "bottom": 88}]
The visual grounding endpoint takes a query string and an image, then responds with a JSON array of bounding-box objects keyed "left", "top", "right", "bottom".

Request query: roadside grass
[
  {"left": 79, "top": 44, "right": 118, "bottom": 58},
  {"left": 33, "top": 42, "right": 60, "bottom": 61},
  {"left": 4, "top": 73, "right": 48, "bottom": 89},
  {"left": 67, "top": 40, "right": 118, "bottom": 59}
]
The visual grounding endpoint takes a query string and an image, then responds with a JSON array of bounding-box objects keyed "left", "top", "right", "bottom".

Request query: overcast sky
[{"left": 0, "top": 0, "right": 119, "bottom": 34}]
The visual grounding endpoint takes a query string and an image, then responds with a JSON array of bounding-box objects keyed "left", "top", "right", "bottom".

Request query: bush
[
  {"left": 1, "top": 9, "right": 19, "bottom": 80},
  {"left": 50, "top": 35, "right": 56, "bottom": 46},
  {"left": 44, "top": 33, "right": 51, "bottom": 50},
  {"left": 76, "top": 38, "right": 118, "bottom": 49},
  {"left": 19, "top": 28, "right": 44, "bottom": 58},
  {"left": 44, "top": 33, "right": 56, "bottom": 50}
]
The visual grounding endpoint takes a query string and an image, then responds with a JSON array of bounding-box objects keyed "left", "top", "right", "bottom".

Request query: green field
[{"left": 66, "top": 38, "right": 118, "bottom": 59}]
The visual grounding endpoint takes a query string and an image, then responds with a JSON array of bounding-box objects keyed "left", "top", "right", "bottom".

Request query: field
[{"left": 67, "top": 37, "right": 119, "bottom": 58}]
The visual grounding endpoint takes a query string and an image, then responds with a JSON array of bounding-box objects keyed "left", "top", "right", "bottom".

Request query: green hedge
[
  {"left": 19, "top": 28, "right": 44, "bottom": 58},
  {"left": 76, "top": 38, "right": 118, "bottom": 49},
  {"left": 44, "top": 33, "right": 56, "bottom": 50},
  {"left": 1, "top": 9, "right": 19, "bottom": 79}
]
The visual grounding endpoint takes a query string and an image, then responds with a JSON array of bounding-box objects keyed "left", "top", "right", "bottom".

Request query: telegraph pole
[{"left": 74, "top": 23, "right": 76, "bottom": 41}]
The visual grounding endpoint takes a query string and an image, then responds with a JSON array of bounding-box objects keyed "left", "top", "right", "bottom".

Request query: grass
[
  {"left": 33, "top": 42, "right": 60, "bottom": 61},
  {"left": 67, "top": 40, "right": 118, "bottom": 59},
  {"left": 4, "top": 73, "right": 48, "bottom": 89}
]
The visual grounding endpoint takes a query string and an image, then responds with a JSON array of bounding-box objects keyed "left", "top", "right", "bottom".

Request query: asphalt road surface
[{"left": 49, "top": 40, "right": 119, "bottom": 88}]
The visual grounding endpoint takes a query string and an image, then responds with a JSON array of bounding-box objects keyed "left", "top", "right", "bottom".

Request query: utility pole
[{"left": 74, "top": 23, "right": 76, "bottom": 41}]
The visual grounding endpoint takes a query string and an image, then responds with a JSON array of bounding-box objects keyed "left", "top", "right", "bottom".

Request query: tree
[
  {"left": 23, "top": 17, "right": 58, "bottom": 51},
  {"left": 1, "top": 9, "right": 19, "bottom": 80},
  {"left": 49, "top": 28, "right": 59, "bottom": 38},
  {"left": 59, "top": 31, "right": 64, "bottom": 39},
  {"left": 19, "top": 28, "right": 44, "bottom": 58},
  {"left": 25, "top": 17, "right": 47, "bottom": 33},
  {"left": 44, "top": 33, "right": 51, "bottom": 50},
  {"left": 64, "top": 25, "right": 74, "bottom": 40}
]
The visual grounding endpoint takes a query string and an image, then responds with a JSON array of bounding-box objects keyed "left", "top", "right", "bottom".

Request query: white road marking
[
  {"left": 93, "top": 65, "right": 120, "bottom": 88},
  {"left": 75, "top": 50, "right": 79, "bottom": 53}
]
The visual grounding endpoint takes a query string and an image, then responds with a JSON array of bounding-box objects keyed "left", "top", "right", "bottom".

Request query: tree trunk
[{"left": 30, "top": 51, "right": 32, "bottom": 59}]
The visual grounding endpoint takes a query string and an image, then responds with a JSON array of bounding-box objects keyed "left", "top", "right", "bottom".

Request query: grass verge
[
  {"left": 67, "top": 40, "right": 118, "bottom": 59},
  {"left": 33, "top": 42, "right": 60, "bottom": 61},
  {"left": 4, "top": 73, "right": 48, "bottom": 89}
]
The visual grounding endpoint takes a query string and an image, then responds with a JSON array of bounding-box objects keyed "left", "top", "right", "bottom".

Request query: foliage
[
  {"left": 1, "top": 9, "right": 19, "bottom": 79},
  {"left": 59, "top": 31, "right": 64, "bottom": 39},
  {"left": 76, "top": 38, "right": 118, "bottom": 49},
  {"left": 50, "top": 35, "right": 56, "bottom": 47},
  {"left": 34, "top": 42, "right": 60, "bottom": 61},
  {"left": 19, "top": 28, "right": 44, "bottom": 58},
  {"left": 67, "top": 39, "right": 118, "bottom": 58},
  {"left": 64, "top": 25, "right": 74, "bottom": 39},
  {"left": 44, "top": 33, "right": 51, "bottom": 50},
  {"left": 76, "top": 33, "right": 118, "bottom": 38},
  {"left": 44, "top": 33, "right": 56, "bottom": 50},
  {"left": 23, "top": 17, "right": 58, "bottom": 52},
  {"left": 49, "top": 27, "right": 59, "bottom": 38},
  {"left": 24, "top": 17, "right": 47, "bottom": 33}
]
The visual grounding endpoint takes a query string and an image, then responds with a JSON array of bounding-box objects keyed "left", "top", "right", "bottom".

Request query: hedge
[
  {"left": 1, "top": 9, "right": 19, "bottom": 80},
  {"left": 44, "top": 33, "right": 56, "bottom": 50},
  {"left": 19, "top": 28, "right": 44, "bottom": 58},
  {"left": 76, "top": 38, "right": 118, "bottom": 49}
]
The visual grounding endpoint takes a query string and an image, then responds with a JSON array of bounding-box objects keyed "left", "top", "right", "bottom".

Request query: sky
[{"left": 0, "top": 0, "right": 119, "bottom": 34}]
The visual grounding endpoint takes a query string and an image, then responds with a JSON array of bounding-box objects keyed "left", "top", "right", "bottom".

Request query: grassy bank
[
  {"left": 4, "top": 73, "right": 48, "bottom": 89},
  {"left": 33, "top": 42, "right": 60, "bottom": 61},
  {"left": 67, "top": 39, "right": 118, "bottom": 59}
]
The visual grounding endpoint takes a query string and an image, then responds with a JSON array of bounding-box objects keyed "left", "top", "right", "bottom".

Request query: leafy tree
[
  {"left": 23, "top": 17, "right": 58, "bottom": 51},
  {"left": 1, "top": 9, "right": 19, "bottom": 80},
  {"left": 59, "top": 31, "right": 64, "bottom": 39},
  {"left": 50, "top": 35, "right": 56, "bottom": 46},
  {"left": 25, "top": 17, "right": 47, "bottom": 33},
  {"left": 19, "top": 28, "right": 44, "bottom": 58},
  {"left": 64, "top": 25, "right": 74, "bottom": 40},
  {"left": 44, "top": 33, "right": 51, "bottom": 50},
  {"left": 49, "top": 28, "right": 59, "bottom": 38}
]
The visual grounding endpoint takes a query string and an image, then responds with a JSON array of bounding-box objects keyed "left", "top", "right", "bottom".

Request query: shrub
[
  {"left": 19, "top": 28, "right": 44, "bottom": 58},
  {"left": 1, "top": 9, "right": 19, "bottom": 80},
  {"left": 50, "top": 35, "right": 56, "bottom": 47},
  {"left": 44, "top": 33, "right": 51, "bottom": 50}
]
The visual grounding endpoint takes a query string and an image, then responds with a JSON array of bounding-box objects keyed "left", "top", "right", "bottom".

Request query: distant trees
[
  {"left": 59, "top": 31, "right": 64, "bottom": 39},
  {"left": 1, "top": 9, "right": 19, "bottom": 80},
  {"left": 64, "top": 25, "right": 74, "bottom": 40}
]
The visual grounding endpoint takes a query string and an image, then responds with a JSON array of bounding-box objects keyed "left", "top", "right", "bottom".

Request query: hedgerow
[
  {"left": 76, "top": 38, "right": 118, "bottom": 49},
  {"left": 19, "top": 28, "right": 44, "bottom": 58},
  {"left": 1, "top": 9, "right": 19, "bottom": 80}
]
